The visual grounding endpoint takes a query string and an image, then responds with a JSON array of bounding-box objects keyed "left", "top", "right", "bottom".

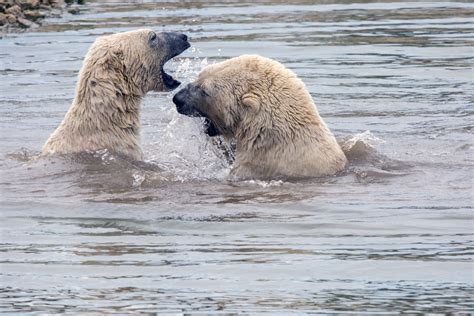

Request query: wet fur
[
  {"left": 43, "top": 29, "right": 182, "bottom": 160},
  {"left": 175, "top": 55, "right": 347, "bottom": 179}
]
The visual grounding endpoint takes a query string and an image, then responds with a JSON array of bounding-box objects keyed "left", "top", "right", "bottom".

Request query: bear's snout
[
  {"left": 162, "top": 32, "right": 190, "bottom": 58},
  {"left": 163, "top": 32, "right": 188, "bottom": 42},
  {"left": 178, "top": 33, "right": 188, "bottom": 42},
  {"left": 173, "top": 90, "right": 186, "bottom": 109},
  {"left": 173, "top": 86, "right": 202, "bottom": 117},
  {"left": 173, "top": 89, "right": 194, "bottom": 116},
  {"left": 173, "top": 86, "right": 221, "bottom": 137}
]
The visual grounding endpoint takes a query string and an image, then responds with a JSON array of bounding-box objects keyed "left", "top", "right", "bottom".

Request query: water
[{"left": 1, "top": 0, "right": 473, "bottom": 313}]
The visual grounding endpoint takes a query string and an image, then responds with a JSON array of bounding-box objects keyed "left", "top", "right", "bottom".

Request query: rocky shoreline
[{"left": 0, "top": 0, "right": 83, "bottom": 31}]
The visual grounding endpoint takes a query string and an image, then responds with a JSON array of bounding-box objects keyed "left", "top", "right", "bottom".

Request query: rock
[
  {"left": 24, "top": 9, "right": 44, "bottom": 20},
  {"left": 0, "top": 13, "right": 6, "bottom": 25},
  {"left": 17, "top": 16, "right": 37, "bottom": 27},
  {"left": 38, "top": 3, "right": 51, "bottom": 9},
  {"left": 5, "top": 4, "right": 22, "bottom": 16},
  {"left": 19, "top": 0, "right": 40, "bottom": 9},
  {"left": 5, "top": 13, "right": 16, "bottom": 23},
  {"left": 67, "top": 5, "right": 78, "bottom": 14},
  {"left": 28, "top": 0, "right": 40, "bottom": 6},
  {"left": 0, "top": 0, "right": 67, "bottom": 30}
]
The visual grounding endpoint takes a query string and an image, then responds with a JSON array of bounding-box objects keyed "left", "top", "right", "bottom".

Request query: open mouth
[
  {"left": 182, "top": 109, "right": 221, "bottom": 137},
  {"left": 161, "top": 67, "right": 181, "bottom": 90},
  {"left": 173, "top": 95, "right": 221, "bottom": 137},
  {"left": 204, "top": 118, "right": 221, "bottom": 137},
  {"left": 161, "top": 40, "right": 191, "bottom": 90}
]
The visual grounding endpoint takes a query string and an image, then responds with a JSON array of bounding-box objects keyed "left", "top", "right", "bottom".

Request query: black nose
[
  {"left": 163, "top": 32, "right": 189, "bottom": 43},
  {"left": 173, "top": 92, "right": 185, "bottom": 108}
]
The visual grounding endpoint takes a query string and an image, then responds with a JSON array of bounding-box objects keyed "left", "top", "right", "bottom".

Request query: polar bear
[
  {"left": 42, "top": 29, "right": 190, "bottom": 160},
  {"left": 173, "top": 55, "right": 347, "bottom": 179}
]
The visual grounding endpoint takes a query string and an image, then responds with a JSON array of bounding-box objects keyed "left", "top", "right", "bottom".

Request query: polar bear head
[
  {"left": 79, "top": 29, "right": 190, "bottom": 97},
  {"left": 173, "top": 54, "right": 317, "bottom": 139}
]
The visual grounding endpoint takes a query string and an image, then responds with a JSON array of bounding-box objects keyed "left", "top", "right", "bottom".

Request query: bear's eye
[
  {"left": 149, "top": 32, "right": 157, "bottom": 42},
  {"left": 200, "top": 89, "right": 209, "bottom": 97}
]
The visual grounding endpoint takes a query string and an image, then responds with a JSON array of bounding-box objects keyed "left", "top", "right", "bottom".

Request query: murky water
[{"left": 1, "top": 0, "right": 473, "bottom": 313}]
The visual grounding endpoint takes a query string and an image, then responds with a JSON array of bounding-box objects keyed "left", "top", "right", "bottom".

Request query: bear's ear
[{"left": 241, "top": 93, "right": 260, "bottom": 110}]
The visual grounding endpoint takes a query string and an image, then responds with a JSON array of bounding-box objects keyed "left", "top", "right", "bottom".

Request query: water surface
[{"left": 0, "top": 0, "right": 473, "bottom": 313}]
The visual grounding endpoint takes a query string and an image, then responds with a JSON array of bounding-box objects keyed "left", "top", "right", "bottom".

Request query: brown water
[{"left": 1, "top": 0, "right": 473, "bottom": 313}]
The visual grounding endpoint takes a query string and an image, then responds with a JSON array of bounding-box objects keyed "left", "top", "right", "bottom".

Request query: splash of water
[
  {"left": 146, "top": 48, "right": 232, "bottom": 181},
  {"left": 243, "top": 179, "right": 285, "bottom": 188},
  {"left": 339, "top": 130, "right": 384, "bottom": 161},
  {"left": 166, "top": 46, "right": 210, "bottom": 89},
  {"left": 339, "top": 131, "right": 410, "bottom": 181}
]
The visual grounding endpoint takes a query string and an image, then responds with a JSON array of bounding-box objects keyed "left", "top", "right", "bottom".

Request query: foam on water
[
  {"left": 6, "top": 125, "right": 404, "bottom": 189},
  {"left": 242, "top": 179, "right": 285, "bottom": 188}
]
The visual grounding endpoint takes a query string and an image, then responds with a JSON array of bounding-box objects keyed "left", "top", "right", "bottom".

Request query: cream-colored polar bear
[
  {"left": 43, "top": 29, "right": 189, "bottom": 160},
  {"left": 173, "top": 55, "right": 347, "bottom": 179}
]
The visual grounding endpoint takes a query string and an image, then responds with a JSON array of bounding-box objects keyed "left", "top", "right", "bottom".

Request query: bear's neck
[
  {"left": 67, "top": 91, "right": 143, "bottom": 134},
  {"left": 233, "top": 109, "right": 340, "bottom": 179},
  {"left": 55, "top": 89, "right": 145, "bottom": 159},
  {"left": 236, "top": 103, "right": 326, "bottom": 154}
]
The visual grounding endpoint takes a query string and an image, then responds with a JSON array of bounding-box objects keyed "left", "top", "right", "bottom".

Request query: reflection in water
[{"left": 0, "top": 0, "right": 473, "bottom": 313}]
